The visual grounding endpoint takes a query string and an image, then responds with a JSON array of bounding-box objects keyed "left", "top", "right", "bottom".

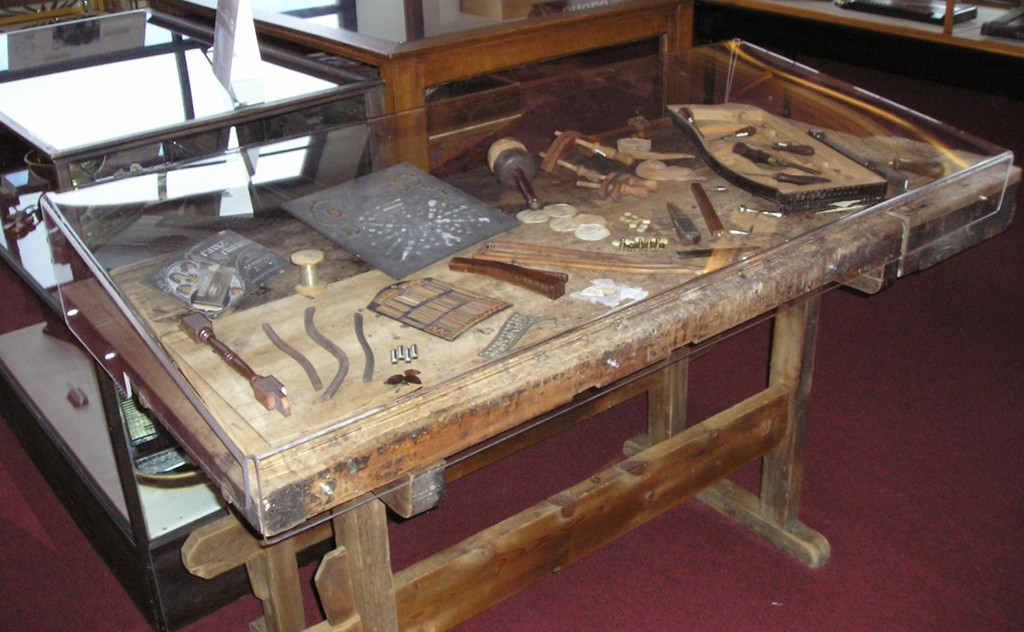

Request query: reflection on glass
[
  {"left": 0, "top": 12, "right": 340, "bottom": 156},
  {"left": 0, "top": 49, "right": 336, "bottom": 154},
  {"left": 244, "top": 0, "right": 637, "bottom": 44}
]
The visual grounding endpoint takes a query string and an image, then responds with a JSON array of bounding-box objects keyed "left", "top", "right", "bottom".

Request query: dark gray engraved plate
[{"left": 282, "top": 163, "right": 519, "bottom": 279}]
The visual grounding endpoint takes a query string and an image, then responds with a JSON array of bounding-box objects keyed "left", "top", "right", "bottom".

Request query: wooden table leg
[
  {"left": 323, "top": 498, "right": 399, "bottom": 631},
  {"left": 245, "top": 537, "right": 306, "bottom": 632},
  {"left": 623, "top": 352, "right": 690, "bottom": 456},
  {"left": 697, "top": 294, "right": 831, "bottom": 568},
  {"left": 648, "top": 353, "right": 690, "bottom": 442},
  {"left": 762, "top": 293, "right": 820, "bottom": 525}
]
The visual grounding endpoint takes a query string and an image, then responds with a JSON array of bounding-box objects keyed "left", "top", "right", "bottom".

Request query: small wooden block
[
  {"left": 376, "top": 460, "right": 446, "bottom": 519},
  {"left": 314, "top": 547, "right": 360, "bottom": 627}
]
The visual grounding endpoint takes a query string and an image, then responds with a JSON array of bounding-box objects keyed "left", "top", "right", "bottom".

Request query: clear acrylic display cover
[{"left": 40, "top": 41, "right": 1015, "bottom": 537}]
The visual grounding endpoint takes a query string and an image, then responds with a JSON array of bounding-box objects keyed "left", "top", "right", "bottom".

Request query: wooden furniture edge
[{"left": 696, "top": 0, "right": 1024, "bottom": 60}]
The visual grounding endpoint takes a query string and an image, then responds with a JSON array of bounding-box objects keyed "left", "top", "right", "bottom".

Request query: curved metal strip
[
  {"left": 262, "top": 322, "right": 322, "bottom": 391},
  {"left": 304, "top": 306, "right": 349, "bottom": 401}
]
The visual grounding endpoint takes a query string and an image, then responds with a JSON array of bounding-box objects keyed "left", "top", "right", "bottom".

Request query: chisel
[
  {"left": 740, "top": 172, "right": 831, "bottom": 185},
  {"left": 733, "top": 142, "right": 822, "bottom": 175},
  {"left": 666, "top": 201, "right": 702, "bottom": 244},
  {"left": 807, "top": 129, "right": 908, "bottom": 194}
]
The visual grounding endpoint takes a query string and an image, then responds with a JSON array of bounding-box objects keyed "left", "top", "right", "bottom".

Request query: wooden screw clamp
[
  {"left": 538, "top": 150, "right": 603, "bottom": 183},
  {"left": 180, "top": 313, "right": 291, "bottom": 416},
  {"left": 541, "top": 134, "right": 658, "bottom": 192},
  {"left": 628, "top": 114, "right": 655, "bottom": 139},
  {"left": 554, "top": 130, "right": 636, "bottom": 166},
  {"left": 539, "top": 131, "right": 577, "bottom": 170},
  {"left": 576, "top": 172, "right": 650, "bottom": 201}
]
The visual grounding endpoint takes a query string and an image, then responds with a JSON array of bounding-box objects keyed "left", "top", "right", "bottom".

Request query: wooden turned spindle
[
  {"left": 180, "top": 313, "right": 290, "bottom": 416},
  {"left": 538, "top": 151, "right": 604, "bottom": 183}
]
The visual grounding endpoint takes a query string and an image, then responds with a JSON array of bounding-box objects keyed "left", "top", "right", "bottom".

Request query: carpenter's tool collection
[{"left": 164, "top": 102, "right": 940, "bottom": 420}]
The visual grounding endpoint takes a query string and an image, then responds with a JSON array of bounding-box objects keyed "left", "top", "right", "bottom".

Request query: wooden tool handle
[
  {"left": 475, "top": 242, "right": 699, "bottom": 275},
  {"left": 449, "top": 257, "right": 568, "bottom": 299},
  {"left": 180, "top": 313, "right": 290, "bottom": 416},
  {"left": 690, "top": 182, "right": 725, "bottom": 235}
]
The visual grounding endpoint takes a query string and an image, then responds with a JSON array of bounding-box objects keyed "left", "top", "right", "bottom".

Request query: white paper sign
[{"left": 212, "top": 0, "right": 265, "bottom": 105}]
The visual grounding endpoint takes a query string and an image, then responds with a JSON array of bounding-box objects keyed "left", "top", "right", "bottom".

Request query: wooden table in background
[
  {"left": 150, "top": 0, "right": 692, "bottom": 166},
  {"left": 697, "top": 0, "right": 1024, "bottom": 60}
]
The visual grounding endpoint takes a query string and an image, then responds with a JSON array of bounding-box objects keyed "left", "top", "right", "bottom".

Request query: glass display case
[
  {"left": 2, "top": 35, "right": 1016, "bottom": 629},
  {"left": 0, "top": 8, "right": 383, "bottom": 630},
  {"left": 36, "top": 40, "right": 1015, "bottom": 545},
  {"left": 149, "top": 0, "right": 690, "bottom": 117},
  {"left": 0, "top": 0, "right": 98, "bottom": 28},
  {"left": 0, "top": 9, "right": 383, "bottom": 191},
  {"left": 159, "top": 0, "right": 653, "bottom": 43}
]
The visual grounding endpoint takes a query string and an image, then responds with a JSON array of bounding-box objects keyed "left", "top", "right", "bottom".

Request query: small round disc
[
  {"left": 291, "top": 249, "right": 324, "bottom": 266},
  {"left": 572, "top": 213, "right": 607, "bottom": 227},
  {"left": 549, "top": 216, "right": 577, "bottom": 232},
  {"left": 617, "top": 137, "right": 651, "bottom": 154},
  {"left": 543, "top": 203, "right": 578, "bottom": 218},
  {"left": 516, "top": 209, "right": 549, "bottom": 223},
  {"left": 575, "top": 223, "right": 611, "bottom": 241}
]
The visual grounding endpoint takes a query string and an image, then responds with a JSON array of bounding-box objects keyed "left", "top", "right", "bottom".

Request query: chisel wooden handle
[
  {"left": 691, "top": 182, "right": 725, "bottom": 236},
  {"left": 448, "top": 257, "right": 567, "bottom": 299}
]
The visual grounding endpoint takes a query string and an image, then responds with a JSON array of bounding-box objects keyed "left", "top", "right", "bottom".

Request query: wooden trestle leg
[
  {"left": 323, "top": 498, "right": 399, "bottom": 630},
  {"left": 623, "top": 351, "right": 690, "bottom": 455},
  {"left": 246, "top": 537, "right": 306, "bottom": 632},
  {"left": 696, "top": 294, "right": 831, "bottom": 568}
]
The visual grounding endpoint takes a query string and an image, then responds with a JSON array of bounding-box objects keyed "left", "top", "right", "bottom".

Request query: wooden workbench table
[{"left": 41, "top": 42, "right": 1017, "bottom": 631}]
